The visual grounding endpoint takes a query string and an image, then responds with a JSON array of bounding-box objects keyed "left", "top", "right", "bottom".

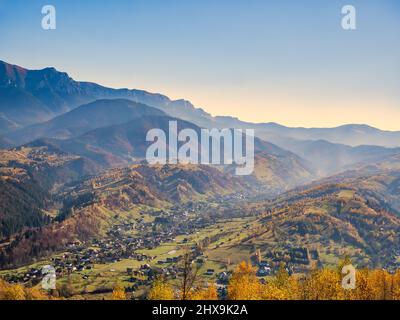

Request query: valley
[
  {"left": 1, "top": 60, "right": 400, "bottom": 300},
  {"left": 2, "top": 143, "right": 400, "bottom": 299}
]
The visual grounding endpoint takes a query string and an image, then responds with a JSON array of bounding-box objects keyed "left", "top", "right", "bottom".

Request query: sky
[{"left": 0, "top": 0, "right": 399, "bottom": 130}]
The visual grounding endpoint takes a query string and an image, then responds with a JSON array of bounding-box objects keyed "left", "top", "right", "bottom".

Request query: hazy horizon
[{"left": 1, "top": 0, "right": 399, "bottom": 130}]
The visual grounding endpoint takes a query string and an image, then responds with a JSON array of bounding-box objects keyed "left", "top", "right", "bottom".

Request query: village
[
  {"left": 0, "top": 199, "right": 223, "bottom": 287},
  {"left": 6, "top": 179, "right": 385, "bottom": 299},
  {"left": 2, "top": 207, "right": 327, "bottom": 298}
]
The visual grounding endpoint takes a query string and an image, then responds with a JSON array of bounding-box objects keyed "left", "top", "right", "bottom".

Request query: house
[
  {"left": 290, "top": 248, "right": 310, "bottom": 265},
  {"left": 217, "top": 272, "right": 229, "bottom": 283},
  {"left": 76, "top": 265, "right": 85, "bottom": 271},
  {"left": 205, "top": 269, "right": 215, "bottom": 275},
  {"left": 259, "top": 260, "right": 270, "bottom": 267},
  {"left": 257, "top": 266, "right": 271, "bottom": 277}
]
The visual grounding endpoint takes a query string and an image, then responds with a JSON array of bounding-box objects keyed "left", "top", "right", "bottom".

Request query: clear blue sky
[{"left": 0, "top": 0, "right": 399, "bottom": 129}]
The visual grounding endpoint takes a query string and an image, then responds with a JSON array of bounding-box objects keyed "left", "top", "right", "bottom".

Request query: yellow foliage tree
[
  {"left": 391, "top": 271, "right": 400, "bottom": 300},
  {"left": 24, "top": 287, "right": 49, "bottom": 300},
  {"left": 190, "top": 283, "right": 218, "bottom": 300},
  {"left": 2, "top": 284, "right": 26, "bottom": 300},
  {"left": 228, "top": 261, "right": 261, "bottom": 300},
  {"left": 274, "top": 262, "right": 290, "bottom": 288},
  {"left": 112, "top": 283, "right": 126, "bottom": 300},
  {"left": 0, "top": 280, "right": 7, "bottom": 299},
  {"left": 300, "top": 269, "right": 344, "bottom": 300},
  {"left": 0, "top": 280, "right": 51, "bottom": 300},
  {"left": 260, "top": 282, "right": 289, "bottom": 300},
  {"left": 351, "top": 269, "right": 374, "bottom": 300},
  {"left": 367, "top": 269, "right": 393, "bottom": 300},
  {"left": 148, "top": 278, "right": 175, "bottom": 300}
]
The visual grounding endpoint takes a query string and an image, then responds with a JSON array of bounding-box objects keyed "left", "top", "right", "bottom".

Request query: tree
[
  {"left": 148, "top": 277, "right": 174, "bottom": 300},
  {"left": 177, "top": 248, "right": 199, "bottom": 300},
  {"left": 353, "top": 269, "right": 374, "bottom": 300},
  {"left": 2, "top": 284, "right": 26, "bottom": 300},
  {"left": 260, "top": 283, "right": 289, "bottom": 300},
  {"left": 274, "top": 262, "right": 290, "bottom": 287},
  {"left": 58, "top": 275, "right": 75, "bottom": 298},
  {"left": 112, "top": 283, "right": 126, "bottom": 300},
  {"left": 190, "top": 283, "right": 218, "bottom": 300},
  {"left": 228, "top": 261, "right": 261, "bottom": 300},
  {"left": 301, "top": 269, "right": 344, "bottom": 300},
  {"left": 25, "top": 287, "right": 49, "bottom": 300}
]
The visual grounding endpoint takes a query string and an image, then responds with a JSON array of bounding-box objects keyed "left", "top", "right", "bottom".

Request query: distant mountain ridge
[
  {"left": 0, "top": 60, "right": 210, "bottom": 133},
  {"left": 208, "top": 116, "right": 400, "bottom": 148},
  {"left": 5, "top": 99, "right": 166, "bottom": 145},
  {"left": 26, "top": 114, "right": 315, "bottom": 193},
  {"left": 266, "top": 136, "right": 400, "bottom": 176}
]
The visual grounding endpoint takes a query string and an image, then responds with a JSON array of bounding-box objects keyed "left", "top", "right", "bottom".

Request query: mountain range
[
  {"left": 2, "top": 59, "right": 400, "bottom": 274},
  {"left": 22, "top": 109, "right": 314, "bottom": 192},
  {"left": 2, "top": 59, "right": 400, "bottom": 147},
  {"left": 2, "top": 60, "right": 400, "bottom": 180}
]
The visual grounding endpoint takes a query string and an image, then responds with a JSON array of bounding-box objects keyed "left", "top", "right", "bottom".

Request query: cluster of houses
[
  {"left": 251, "top": 247, "right": 322, "bottom": 277},
  {"left": 4, "top": 196, "right": 328, "bottom": 291},
  {"left": 213, "top": 192, "right": 248, "bottom": 204},
  {"left": 4, "top": 268, "right": 42, "bottom": 285},
  {"left": 2, "top": 200, "right": 218, "bottom": 286},
  {"left": 256, "top": 260, "right": 273, "bottom": 277},
  {"left": 264, "top": 247, "right": 319, "bottom": 265}
]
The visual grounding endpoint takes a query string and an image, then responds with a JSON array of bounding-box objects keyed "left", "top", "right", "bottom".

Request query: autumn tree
[
  {"left": 112, "top": 283, "right": 127, "bottom": 300},
  {"left": 190, "top": 283, "right": 218, "bottom": 300},
  {"left": 228, "top": 261, "right": 261, "bottom": 300},
  {"left": 352, "top": 269, "right": 375, "bottom": 300},
  {"left": 1, "top": 283, "right": 26, "bottom": 300},
  {"left": 177, "top": 248, "right": 199, "bottom": 300},
  {"left": 24, "top": 287, "right": 49, "bottom": 300},
  {"left": 300, "top": 268, "right": 344, "bottom": 300},
  {"left": 58, "top": 275, "right": 75, "bottom": 298},
  {"left": 148, "top": 277, "right": 175, "bottom": 300}
]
